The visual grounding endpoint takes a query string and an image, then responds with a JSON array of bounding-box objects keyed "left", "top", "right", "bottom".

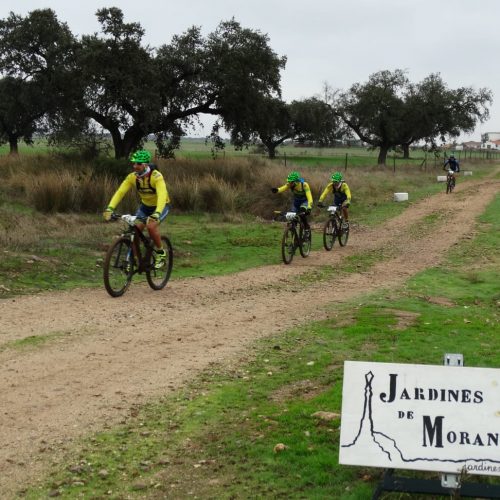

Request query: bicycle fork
[{"left": 121, "top": 235, "right": 139, "bottom": 274}]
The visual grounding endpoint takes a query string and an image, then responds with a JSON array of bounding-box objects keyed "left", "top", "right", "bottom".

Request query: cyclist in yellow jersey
[
  {"left": 271, "top": 171, "right": 313, "bottom": 232},
  {"left": 103, "top": 150, "right": 171, "bottom": 269},
  {"left": 317, "top": 172, "right": 351, "bottom": 227}
]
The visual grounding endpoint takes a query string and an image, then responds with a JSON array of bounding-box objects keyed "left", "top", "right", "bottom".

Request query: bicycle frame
[
  {"left": 104, "top": 213, "right": 173, "bottom": 297},
  {"left": 285, "top": 211, "right": 310, "bottom": 246},
  {"left": 446, "top": 170, "right": 456, "bottom": 193},
  {"left": 114, "top": 215, "right": 154, "bottom": 274},
  {"left": 327, "top": 205, "right": 343, "bottom": 225},
  {"left": 285, "top": 211, "right": 302, "bottom": 233},
  {"left": 277, "top": 210, "right": 311, "bottom": 264},
  {"left": 322, "top": 204, "right": 349, "bottom": 250}
]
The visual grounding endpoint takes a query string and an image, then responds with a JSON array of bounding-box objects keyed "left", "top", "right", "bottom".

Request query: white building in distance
[{"left": 481, "top": 132, "right": 500, "bottom": 149}]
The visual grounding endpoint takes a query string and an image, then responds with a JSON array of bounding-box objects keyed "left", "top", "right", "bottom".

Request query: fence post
[
  {"left": 284, "top": 152, "right": 287, "bottom": 167},
  {"left": 393, "top": 154, "right": 396, "bottom": 173},
  {"left": 345, "top": 153, "right": 348, "bottom": 171}
]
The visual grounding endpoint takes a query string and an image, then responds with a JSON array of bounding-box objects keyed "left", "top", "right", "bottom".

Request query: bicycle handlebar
[
  {"left": 272, "top": 210, "right": 301, "bottom": 223},
  {"left": 109, "top": 213, "right": 138, "bottom": 225}
]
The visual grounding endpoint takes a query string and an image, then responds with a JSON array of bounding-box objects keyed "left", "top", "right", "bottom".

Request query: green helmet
[
  {"left": 130, "top": 150, "right": 152, "bottom": 164},
  {"left": 331, "top": 172, "right": 343, "bottom": 183},
  {"left": 287, "top": 171, "right": 301, "bottom": 183}
]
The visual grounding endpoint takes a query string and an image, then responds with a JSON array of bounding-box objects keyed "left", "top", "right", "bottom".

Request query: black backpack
[{"left": 136, "top": 164, "right": 158, "bottom": 194}]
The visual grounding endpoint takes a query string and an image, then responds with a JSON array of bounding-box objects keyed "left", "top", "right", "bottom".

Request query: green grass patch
[
  {"left": 296, "top": 264, "right": 336, "bottom": 284},
  {"left": 169, "top": 214, "right": 285, "bottom": 277},
  {"left": 0, "top": 331, "right": 72, "bottom": 352},
  {"left": 342, "top": 249, "right": 390, "bottom": 273}
]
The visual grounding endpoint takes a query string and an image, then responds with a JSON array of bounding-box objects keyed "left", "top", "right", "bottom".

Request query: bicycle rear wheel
[
  {"left": 446, "top": 176, "right": 455, "bottom": 194},
  {"left": 281, "top": 226, "right": 296, "bottom": 264},
  {"left": 299, "top": 225, "right": 311, "bottom": 258},
  {"left": 146, "top": 236, "right": 173, "bottom": 290},
  {"left": 103, "top": 237, "right": 134, "bottom": 297},
  {"left": 323, "top": 218, "right": 336, "bottom": 251},
  {"left": 338, "top": 220, "right": 349, "bottom": 247}
]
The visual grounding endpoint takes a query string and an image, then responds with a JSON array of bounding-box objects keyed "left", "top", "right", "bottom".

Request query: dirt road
[{"left": 0, "top": 173, "right": 498, "bottom": 496}]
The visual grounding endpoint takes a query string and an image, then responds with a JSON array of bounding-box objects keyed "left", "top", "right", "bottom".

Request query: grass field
[{"left": 2, "top": 136, "right": 498, "bottom": 167}]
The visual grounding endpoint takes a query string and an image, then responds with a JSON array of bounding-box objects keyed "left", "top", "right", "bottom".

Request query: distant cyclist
[
  {"left": 317, "top": 172, "right": 351, "bottom": 228},
  {"left": 443, "top": 154, "right": 460, "bottom": 186},
  {"left": 103, "top": 150, "right": 171, "bottom": 269},
  {"left": 271, "top": 171, "right": 313, "bottom": 233}
]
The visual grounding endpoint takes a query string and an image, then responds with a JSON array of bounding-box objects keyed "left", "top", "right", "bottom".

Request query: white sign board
[{"left": 339, "top": 361, "right": 500, "bottom": 476}]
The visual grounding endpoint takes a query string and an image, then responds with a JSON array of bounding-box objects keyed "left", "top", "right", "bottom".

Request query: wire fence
[{"left": 268, "top": 148, "right": 500, "bottom": 172}]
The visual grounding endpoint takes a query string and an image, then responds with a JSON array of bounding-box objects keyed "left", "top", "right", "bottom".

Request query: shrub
[
  {"left": 0, "top": 153, "right": 482, "bottom": 219},
  {"left": 169, "top": 178, "right": 200, "bottom": 212},
  {"left": 198, "top": 174, "right": 238, "bottom": 213},
  {"left": 27, "top": 170, "right": 78, "bottom": 212}
]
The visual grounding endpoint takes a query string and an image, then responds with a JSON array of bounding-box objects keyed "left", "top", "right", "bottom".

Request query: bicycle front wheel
[
  {"left": 299, "top": 225, "right": 311, "bottom": 258},
  {"left": 146, "top": 236, "right": 173, "bottom": 290},
  {"left": 281, "top": 226, "right": 296, "bottom": 264},
  {"left": 103, "top": 237, "right": 134, "bottom": 297},
  {"left": 323, "top": 218, "right": 336, "bottom": 251}
]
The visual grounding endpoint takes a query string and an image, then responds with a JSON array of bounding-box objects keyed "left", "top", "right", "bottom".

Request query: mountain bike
[
  {"left": 274, "top": 210, "right": 312, "bottom": 264},
  {"left": 321, "top": 204, "right": 349, "bottom": 250},
  {"left": 103, "top": 213, "right": 173, "bottom": 297},
  {"left": 446, "top": 170, "right": 456, "bottom": 194}
]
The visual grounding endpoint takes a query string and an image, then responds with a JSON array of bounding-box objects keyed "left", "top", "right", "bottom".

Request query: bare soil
[{"left": 0, "top": 174, "right": 498, "bottom": 496}]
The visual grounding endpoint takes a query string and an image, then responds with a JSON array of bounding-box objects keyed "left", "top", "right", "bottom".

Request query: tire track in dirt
[{"left": 0, "top": 174, "right": 498, "bottom": 496}]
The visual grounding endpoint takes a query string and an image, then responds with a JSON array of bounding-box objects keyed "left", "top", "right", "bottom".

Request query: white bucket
[
  {"left": 437, "top": 176, "right": 447, "bottom": 182},
  {"left": 463, "top": 171, "right": 473, "bottom": 176},
  {"left": 394, "top": 192, "right": 409, "bottom": 202}
]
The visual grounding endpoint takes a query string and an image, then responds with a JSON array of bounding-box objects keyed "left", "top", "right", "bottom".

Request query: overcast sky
[{"left": 1, "top": 0, "right": 497, "bottom": 141}]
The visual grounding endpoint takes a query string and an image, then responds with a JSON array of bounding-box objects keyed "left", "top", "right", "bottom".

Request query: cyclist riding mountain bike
[
  {"left": 443, "top": 154, "right": 460, "bottom": 174},
  {"left": 317, "top": 172, "right": 351, "bottom": 227},
  {"left": 271, "top": 171, "right": 313, "bottom": 233},
  {"left": 103, "top": 150, "right": 171, "bottom": 269}
]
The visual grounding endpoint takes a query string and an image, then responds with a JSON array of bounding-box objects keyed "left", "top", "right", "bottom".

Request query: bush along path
[{"left": 0, "top": 171, "right": 499, "bottom": 496}]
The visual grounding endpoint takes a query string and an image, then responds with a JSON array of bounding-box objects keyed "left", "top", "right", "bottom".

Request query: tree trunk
[
  {"left": 122, "top": 127, "right": 146, "bottom": 160},
  {"left": 8, "top": 135, "right": 19, "bottom": 155},
  {"left": 402, "top": 143, "right": 410, "bottom": 159},
  {"left": 96, "top": 121, "right": 144, "bottom": 160},
  {"left": 267, "top": 145, "right": 276, "bottom": 159},
  {"left": 378, "top": 145, "right": 389, "bottom": 165},
  {"left": 108, "top": 129, "right": 142, "bottom": 160}
]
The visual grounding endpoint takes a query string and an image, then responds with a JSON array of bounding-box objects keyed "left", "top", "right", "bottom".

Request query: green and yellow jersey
[{"left": 108, "top": 168, "right": 170, "bottom": 212}]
